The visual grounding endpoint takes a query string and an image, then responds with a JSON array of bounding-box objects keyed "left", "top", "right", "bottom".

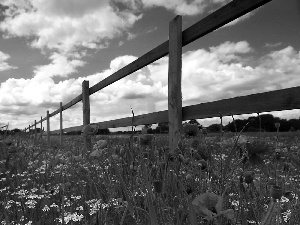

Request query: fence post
[
  {"left": 82, "top": 80, "right": 92, "bottom": 153},
  {"left": 168, "top": 15, "right": 183, "bottom": 154},
  {"left": 28, "top": 126, "right": 31, "bottom": 139},
  {"left": 47, "top": 110, "right": 50, "bottom": 145},
  {"left": 60, "top": 102, "right": 63, "bottom": 149},
  {"left": 40, "top": 116, "right": 43, "bottom": 140},
  {"left": 34, "top": 120, "right": 37, "bottom": 143}
]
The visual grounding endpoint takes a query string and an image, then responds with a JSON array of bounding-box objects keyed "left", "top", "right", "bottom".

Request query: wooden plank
[
  {"left": 89, "top": 0, "right": 271, "bottom": 95},
  {"left": 60, "top": 102, "right": 63, "bottom": 149},
  {"left": 182, "top": 0, "right": 271, "bottom": 45},
  {"left": 168, "top": 16, "right": 182, "bottom": 154},
  {"left": 82, "top": 80, "right": 92, "bottom": 152},
  {"left": 47, "top": 110, "right": 50, "bottom": 145},
  {"left": 183, "top": 86, "right": 300, "bottom": 120},
  {"left": 40, "top": 116, "right": 43, "bottom": 140},
  {"left": 50, "top": 86, "right": 300, "bottom": 133},
  {"left": 34, "top": 120, "right": 37, "bottom": 142}
]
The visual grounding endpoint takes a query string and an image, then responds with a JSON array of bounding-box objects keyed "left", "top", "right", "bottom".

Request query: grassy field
[{"left": 1, "top": 130, "right": 300, "bottom": 224}]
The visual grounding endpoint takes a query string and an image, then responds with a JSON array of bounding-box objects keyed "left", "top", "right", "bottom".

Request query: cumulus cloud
[
  {"left": 0, "top": 0, "right": 142, "bottom": 80},
  {"left": 1, "top": 41, "right": 300, "bottom": 130},
  {"left": 0, "top": 51, "right": 16, "bottom": 71},
  {"left": 222, "top": 11, "right": 255, "bottom": 28},
  {"left": 139, "top": 0, "right": 227, "bottom": 16},
  {"left": 0, "top": 0, "right": 142, "bottom": 53}
]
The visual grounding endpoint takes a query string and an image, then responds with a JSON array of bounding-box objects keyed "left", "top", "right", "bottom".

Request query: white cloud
[
  {"left": 0, "top": 0, "right": 142, "bottom": 79},
  {"left": 140, "top": 0, "right": 222, "bottom": 16},
  {"left": 222, "top": 11, "right": 255, "bottom": 28},
  {"left": 1, "top": 41, "right": 300, "bottom": 130},
  {"left": 264, "top": 42, "right": 282, "bottom": 48},
  {"left": 0, "top": 0, "right": 142, "bottom": 53},
  {"left": 33, "top": 52, "right": 86, "bottom": 80},
  {"left": 0, "top": 51, "right": 16, "bottom": 71}
]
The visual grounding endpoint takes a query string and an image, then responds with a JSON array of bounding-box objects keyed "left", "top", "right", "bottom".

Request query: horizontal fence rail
[{"left": 49, "top": 86, "right": 300, "bottom": 134}]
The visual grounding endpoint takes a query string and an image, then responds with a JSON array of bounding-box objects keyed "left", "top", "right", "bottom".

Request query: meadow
[{"left": 1, "top": 126, "right": 300, "bottom": 225}]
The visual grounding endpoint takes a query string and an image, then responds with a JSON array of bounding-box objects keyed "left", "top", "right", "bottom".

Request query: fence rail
[
  {"left": 47, "top": 86, "right": 300, "bottom": 134},
  {"left": 23, "top": 0, "right": 299, "bottom": 151}
]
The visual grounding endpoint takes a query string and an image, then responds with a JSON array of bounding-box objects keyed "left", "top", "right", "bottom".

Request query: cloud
[
  {"left": 0, "top": 0, "right": 142, "bottom": 53},
  {"left": 222, "top": 11, "right": 255, "bottom": 27},
  {"left": 0, "top": 0, "right": 142, "bottom": 79},
  {"left": 33, "top": 52, "right": 86, "bottom": 80},
  {"left": 139, "top": 0, "right": 227, "bottom": 16},
  {"left": 0, "top": 41, "right": 300, "bottom": 130},
  {"left": 0, "top": 51, "right": 16, "bottom": 71},
  {"left": 264, "top": 42, "right": 282, "bottom": 48}
]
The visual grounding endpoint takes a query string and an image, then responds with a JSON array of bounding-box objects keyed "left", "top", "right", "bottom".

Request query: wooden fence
[{"left": 24, "top": 0, "right": 300, "bottom": 152}]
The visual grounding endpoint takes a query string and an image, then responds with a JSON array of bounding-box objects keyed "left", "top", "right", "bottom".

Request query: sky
[{"left": 0, "top": 0, "right": 300, "bottom": 131}]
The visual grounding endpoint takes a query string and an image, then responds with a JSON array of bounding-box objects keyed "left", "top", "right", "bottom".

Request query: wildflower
[
  {"left": 25, "top": 200, "right": 37, "bottom": 208},
  {"left": 42, "top": 205, "right": 50, "bottom": 212}
]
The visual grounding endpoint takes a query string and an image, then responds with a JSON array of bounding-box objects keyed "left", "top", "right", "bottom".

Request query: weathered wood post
[
  {"left": 60, "top": 102, "right": 63, "bottom": 149},
  {"left": 28, "top": 125, "right": 31, "bottom": 139},
  {"left": 34, "top": 120, "right": 37, "bottom": 143},
  {"left": 47, "top": 110, "right": 50, "bottom": 145},
  {"left": 82, "top": 80, "right": 92, "bottom": 153},
  {"left": 168, "top": 15, "right": 183, "bottom": 154},
  {"left": 40, "top": 116, "right": 43, "bottom": 140}
]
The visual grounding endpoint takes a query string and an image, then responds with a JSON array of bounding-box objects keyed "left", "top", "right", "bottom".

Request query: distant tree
[
  {"left": 226, "top": 119, "right": 248, "bottom": 132},
  {"left": 259, "top": 114, "right": 276, "bottom": 132},
  {"left": 11, "top": 128, "right": 21, "bottom": 133},
  {"left": 289, "top": 119, "right": 300, "bottom": 130},
  {"left": 207, "top": 124, "right": 221, "bottom": 133}
]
